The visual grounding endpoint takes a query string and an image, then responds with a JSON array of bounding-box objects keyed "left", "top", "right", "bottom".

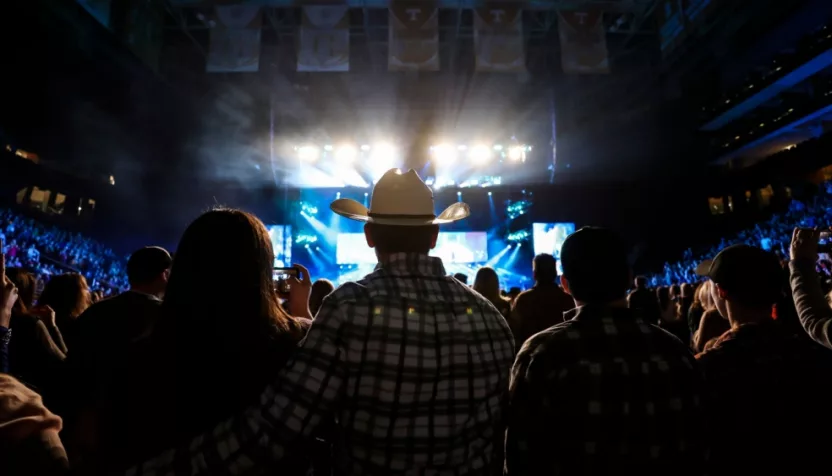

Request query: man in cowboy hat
[{"left": 129, "top": 169, "right": 515, "bottom": 475}]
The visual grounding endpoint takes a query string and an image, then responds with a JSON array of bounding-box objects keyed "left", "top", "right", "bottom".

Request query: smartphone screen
[{"left": 273, "top": 267, "right": 299, "bottom": 294}]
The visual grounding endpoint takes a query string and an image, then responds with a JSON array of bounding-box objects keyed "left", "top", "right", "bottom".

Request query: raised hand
[{"left": 1, "top": 242, "right": 19, "bottom": 328}]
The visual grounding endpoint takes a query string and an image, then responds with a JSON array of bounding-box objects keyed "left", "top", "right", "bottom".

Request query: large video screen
[
  {"left": 533, "top": 223, "right": 575, "bottom": 259},
  {"left": 337, "top": 232, "right": 488, "bottom": 265},
  {"left": 267, "top": 225, "right": 292, "bottom": 268}
]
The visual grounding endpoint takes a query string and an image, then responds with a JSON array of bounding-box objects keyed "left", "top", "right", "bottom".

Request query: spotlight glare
[
  {"left": 360, "top": 144, "right": 371, "bottom": 151},
  {"left": 323, "top": 145, "right": 334, "bottom": 152},
  {"left": 298, "top": 145, "right": 320, "bottom": 162},
  {"left": 433, "top": 144, "right": 457, "bottom": 164},
  {"left": 335, "top": 145, "right": 357, "bottom": 164},
  {"left": 470, "top": 145, "right": 492, "bottom": 164},
  {"left": 508, "top": 146, "right": 525, "bottom": 162}
]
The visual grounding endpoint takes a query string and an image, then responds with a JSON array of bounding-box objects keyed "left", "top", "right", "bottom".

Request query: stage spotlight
[
  {"left": 433, "top": 144, "right": 457, "bottom": 164},
  {"left": 364, "top": 192, "right": 369, "bottom": 197},
  {"left": 508, "top": 146, "right": 525, "bottom": 162},
  {"left": 335, "top": 145, "right": 357, "bottom": 164},
  {"left": 493, "top": 144, "right": 503, "bottom": 151},
  {"left": 298, "top": 145, "right": 320, "bottom": 162},
  {"left": 336, "top": 191, "right": 341, "bottom": 199},
  {"left": 360, "top": 144, "right": 371, "bottom": 151},
  {"left": 323, "top": 145, "right": 334, "bottom": 152},
  {"left": 457, "top": 145, "right": 467, "bottom": 151},
  {"left": 488, "top": 191, "right": 492, "bottom": 196},
  {"left": 469, "top": 145, "right": 491, "bottom": 164}
]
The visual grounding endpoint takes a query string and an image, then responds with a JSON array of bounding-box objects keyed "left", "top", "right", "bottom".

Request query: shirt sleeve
[
  {"left": 505, "top": 337, "right": 556, "bottom": 476},
  {"left": 127, "top": 295, "right": 348, "bottom": 475},
  {"left": 789, "top": 259, "right": 832, "bottom": 350}
]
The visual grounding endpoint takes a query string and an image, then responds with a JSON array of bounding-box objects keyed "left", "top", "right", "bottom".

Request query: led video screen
[
  {"left": 267, "top": 225, "right": 292, "bottom": 268},
  {"left": 337, "top": 232, "right": 488, "bottom": 265},
  {"left": 533, "top": 223, "right": 576, "bottom": 259}
]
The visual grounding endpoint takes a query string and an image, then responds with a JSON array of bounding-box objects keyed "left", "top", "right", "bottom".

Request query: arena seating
[{"left": 0, "top": 208, "right": 127, "bottom": 292}]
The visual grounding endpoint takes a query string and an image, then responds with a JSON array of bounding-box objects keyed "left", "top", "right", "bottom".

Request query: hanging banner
[
  {"left": 558, "top": 10, "right": 610, "bottom": 74},
  {"left": 297, "top": 6, "right": 350, "bottom": 72},
  {"left": 77, "top": 0, "right": 112, "bottom": 29},
  {"left": 474, "top": 3, "right": 525, "bottom": 72},
  {"left": 124, "top": 0, "right": 164, "bottom": 72},
  {"left": 206, "top": 5, "right": 262, "bottom": 73},
  {"left": 388, "top": 0, "right": 439, "bottom": 72}
]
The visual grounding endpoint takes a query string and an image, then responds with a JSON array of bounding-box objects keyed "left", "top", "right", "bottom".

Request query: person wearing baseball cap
[
  {"left": 506, "top": 227, "right": 707, "bottom": 475},
  {"left": 697, "top": 243, "right": 832, "bottom": 475}
]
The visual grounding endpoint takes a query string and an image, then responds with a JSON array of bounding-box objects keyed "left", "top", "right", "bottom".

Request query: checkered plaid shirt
[
  {"left": 128, "top": 253, "right": 515, "bottom": 476},
  {"left": 505, "top": 305, "right": 707, "bottom": 476}
]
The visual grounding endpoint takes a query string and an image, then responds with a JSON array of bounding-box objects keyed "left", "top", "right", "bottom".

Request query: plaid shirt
[
  {"left": 506, "top": 305, "right": 707, "bottom": 476},
  {"left": 696, "top": 320, "right": 832, "bottom": 475},
  {"left": 128, "top": 253, "right": 515, "bottom": 475}
]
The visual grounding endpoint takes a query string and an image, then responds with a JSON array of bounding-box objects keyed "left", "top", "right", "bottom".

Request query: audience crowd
[
  {"left": 0, "top": 208, "right": 128, "bottom": 292},
  {"left": 655, "top": 184, "right": 832, "bottom": 286},
  {"left": 1, "top": 168, "right": 832, "bottom": 476}
]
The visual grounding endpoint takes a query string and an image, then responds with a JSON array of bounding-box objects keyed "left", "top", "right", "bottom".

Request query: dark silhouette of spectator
[{"left": 510, "top": 253, "right": 574, "bottom": 350}]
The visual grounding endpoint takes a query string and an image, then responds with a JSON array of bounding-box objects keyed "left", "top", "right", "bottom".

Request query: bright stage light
[
  {"left": 369, "top": 143, "right": 397, "bottom": 183},
  {"left": 508, "top": 146, "right": 525, "bottom": 162},
  {"left": 335, "top": 145, "right": 357, "bottom": 164},
  {"left": 298, "top": 145, "right": 320, "bottom": 162},
  {"left": 433, "top": 144, "right": 457, "bottom": 164},
  {"left": 469, "top": 145, "right": 492, "bottom": 164},
  {"left": 360, "top": 144, "right": 371, "bottom": 151}
]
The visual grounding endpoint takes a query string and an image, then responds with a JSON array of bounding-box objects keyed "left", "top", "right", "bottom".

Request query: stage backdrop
[
  {"left": 297, "top": 5, "right": 350, "bottom": 72},
  {"left": 388, "top": 0, "right": 440, "bottom": 71},
  {"left": 206, "top": 5, "right": 262, "bottom": 73},
  {"left": 474, "top": 3, "right": 525, "bottom": 72},
  {"left": 558, "top": 10, "right": 610, "bottom": 74}
]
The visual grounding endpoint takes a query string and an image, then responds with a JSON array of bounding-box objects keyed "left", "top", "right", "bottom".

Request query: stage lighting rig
[
  {"left": 432, "top": 144, "right": 457, "bottom": 164},
  {"left": 335, "top": 145, "right": 357, "bottom": 164},
  {"left": 507, "top": 146, "right": 526, "bottom": 162},
  {"left": 469, "top": 145, "right": 492, "bottom": 164},
  {"left": 297, "top": 145, "right": 320, "bottom": 162}
]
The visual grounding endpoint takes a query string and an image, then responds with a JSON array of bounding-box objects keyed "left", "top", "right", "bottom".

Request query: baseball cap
[
  {"left": 697, "top": 245, "right": 782, "bottom": 306},
  {"left": 127, "top": 246, "right": 172, "bottom": 285}
]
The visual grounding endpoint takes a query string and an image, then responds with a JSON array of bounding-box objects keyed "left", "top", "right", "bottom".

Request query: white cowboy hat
[{"left": 330, "top": 168, "right": 470, "bottom": 226}]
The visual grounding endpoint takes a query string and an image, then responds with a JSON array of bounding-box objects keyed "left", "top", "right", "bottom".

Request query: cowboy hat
[{"left": 330, "top": 168, "right": 470, "bottom": 226}]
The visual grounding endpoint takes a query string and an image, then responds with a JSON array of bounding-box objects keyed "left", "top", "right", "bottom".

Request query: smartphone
[
  {"left": 820, "top": 231, "right": 832, "bottom": 253},
  {"left": 273, "top": 267, "right": 300, "bottom": 294}
]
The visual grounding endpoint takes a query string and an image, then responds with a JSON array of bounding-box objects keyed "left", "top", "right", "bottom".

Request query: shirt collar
[
  {"left": 127, "top": 289, "right": 162, "bottom": 302},
  {"left": 374, "top": 252, "right": 447, "bottom": 278}
]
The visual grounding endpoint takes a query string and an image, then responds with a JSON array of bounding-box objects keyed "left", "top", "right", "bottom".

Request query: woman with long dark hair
[
  {"left": 38, "top": 273, "right": 89, "bottom": 354},
  {"left": 473, "top": 267, "right": 511, "bottom": 317},
  {"left": 5, "top": 268, "right": 66, "bottom": 388},
  {"left": 120, "top": 208, "right": 312, "bottom": 469}
]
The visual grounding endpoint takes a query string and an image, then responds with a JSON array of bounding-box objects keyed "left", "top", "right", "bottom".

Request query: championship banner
[
  {"left": 474, "top": 3, "right": 525, "bottom": 72},
  {"left": 206, "top": 5, "right": 262, "bottom": 73},
  {"left": 297, "top": 6, "right": 350, "bottom": 72},
  {"left": 388, "top": 1, "right": 439, "bottom": 72},
  {"left": 124, "top": 0, "right": 164, "bottom": 72},
  {"left": 558, "top": 10, "right": 610, "bottom": 74}
]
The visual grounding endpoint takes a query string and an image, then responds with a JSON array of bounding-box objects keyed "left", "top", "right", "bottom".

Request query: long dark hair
[
  {"left": 155, "top": 208, "right": 304, "bottom": 436},
  {"left": 5, "top": 268, "right": 36, "bottom": 315},
  {"left": 38, "top": 273, "right": 90, "bottom": 319}
]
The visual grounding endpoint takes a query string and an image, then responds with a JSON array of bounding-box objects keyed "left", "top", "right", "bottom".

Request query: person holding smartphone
[{"left": 790, "top": 227, "right": 832, "bottom": 349}]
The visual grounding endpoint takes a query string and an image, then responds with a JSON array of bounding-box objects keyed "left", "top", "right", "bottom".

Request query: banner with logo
[
  {"left": 474, "top": 3, "right": 525, "bottom": 72},
  {"left": 558, "top": 10, "right": 610, "bottom": 74},
  {"left": 206, "top": 5, "right": 262, "bottom": 72},
  {"left": 297, "top": 6, "right": 350, "bottom": 72},
  {"left": 388, "top": 0, "right": 439, "bottom": 71},
  {"left": 77, "top": 0, "right": 112, "bottom": 29},
  {"left": 124, "top": 0, "right": 164, "bottom": 72}
]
